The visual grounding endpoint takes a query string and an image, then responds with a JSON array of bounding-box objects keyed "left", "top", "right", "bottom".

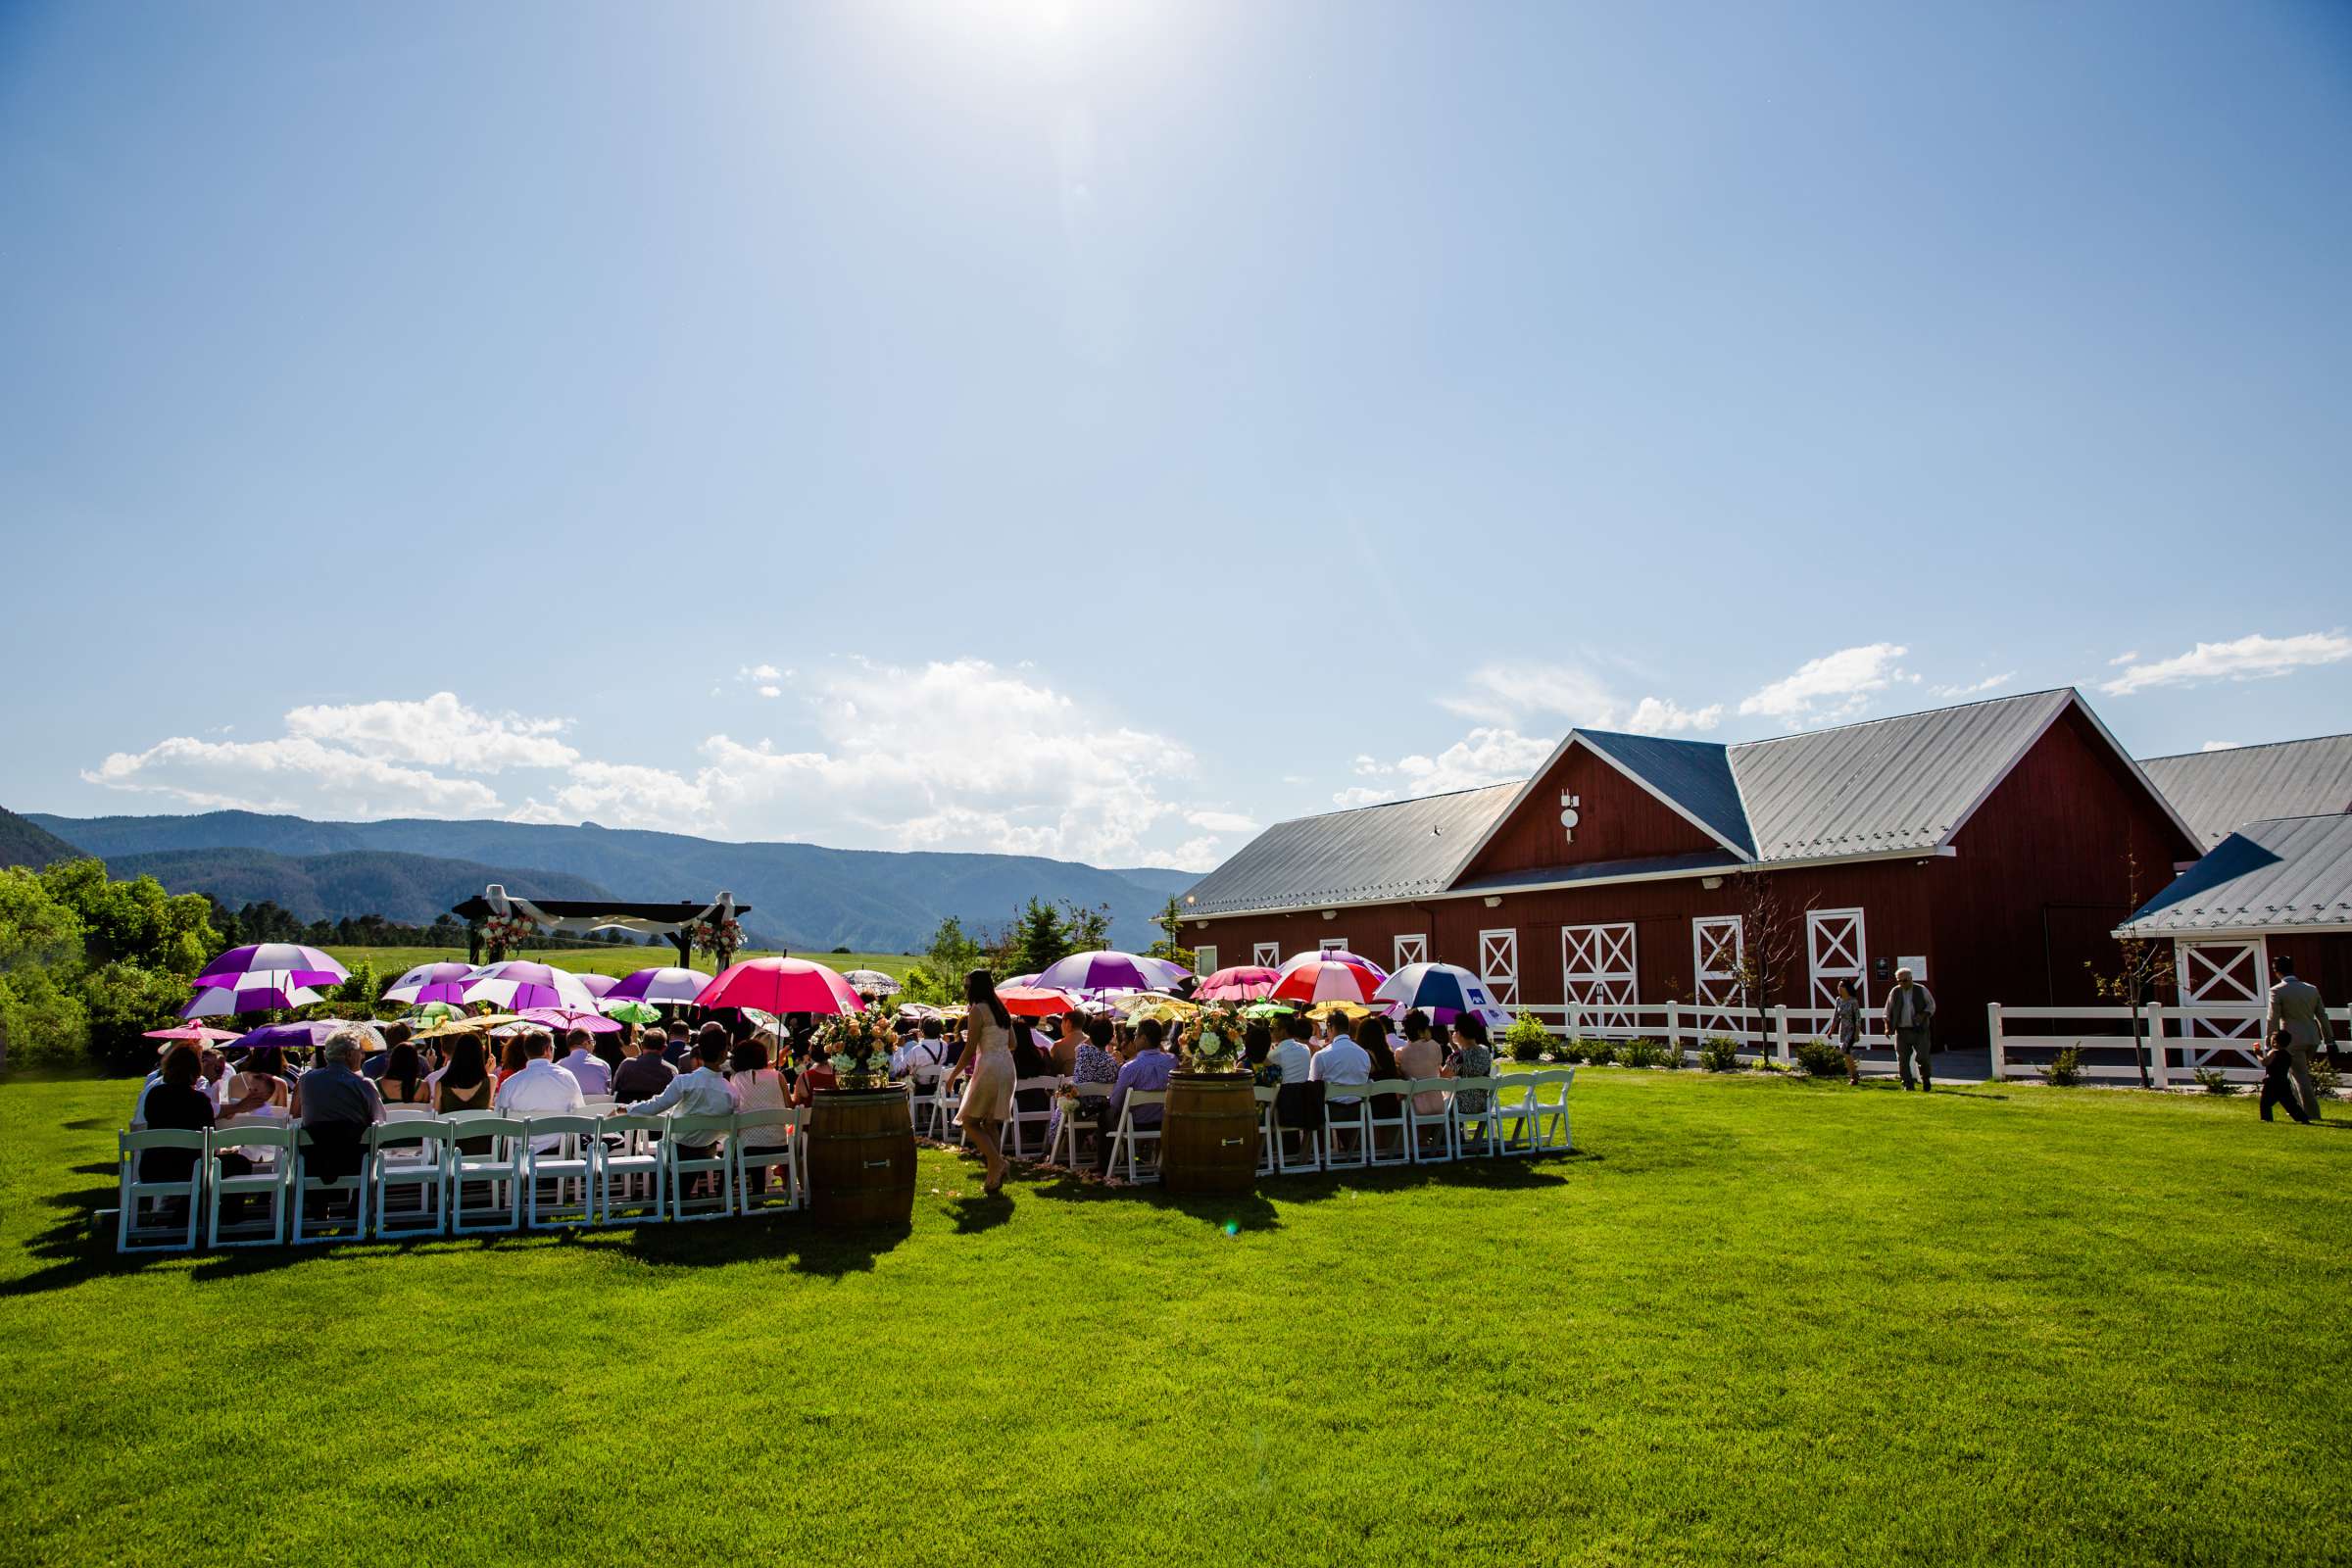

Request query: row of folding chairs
[{"left": 115, "top": 1107, "right": 807, "bottom": 1252}]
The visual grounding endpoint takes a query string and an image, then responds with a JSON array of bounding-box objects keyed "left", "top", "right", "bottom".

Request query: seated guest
[
  {"left": 297, "top": 1028, "right": 388, "bottom": 1194},
  {"left": 594, "top": 1024, "right": 628, "bottom": 1074},
  {"left": 1010, "top": 1017, "right": 1057, "bottom": 1121},
  {"left": 377, "top": 1041, "right": 432, "bottom": 1105},
  {"left": 892, "top": 1018, "right": 953, "bottom": 1092},
  {"left": 1445, "top": 1014, "right": 1494, "bottom": 1116},
  {"left": 1358, "top": 1014, "right": 1406, "bottom": 1149},
  {"left": 494, "top": 1034, "right": 531, "bottom": 1090},
  {"left": 433, "top": 1037, "right": 495, "bottom": 1155},
  {"left": 559, "top": 1028, "right": 612, "bottom": 1097},
  {"left": 493, "top": 1032, "right": 586, "bottom": 1152},
  {"left": 1245, "top": 1019, "right": 1278, "bottom": 1087},
  {"left": 363, "top": 1022, "right": 411, "bottom": 1081},
  {"left": 137, "top": 1045, "right": 220, "bottom": 1186},
  {"left": 730, "top": 1036, "right": 793, "bottom": 1189},
  {"left": 1050, "top": 1011, "right": 1087, "bottom": 1075},
  {"left": 197, "top": 1048, "right": 232, "bottom": 1109},
  {"left": 1309, "top": 1016, "right": 1372, "bottom": 1104},
  {"left": 613, "top": 1029, "right": 679, "bottom": 1104},
  {"left": 632, "top": 1033, "right": 738, "bottom": 1193},
  {"left": 1271, "top": 1013, "right": 1314, "bottom": 1083},
  {"left": 220, "top": 1047, "right": 291, "bottom": 1119},
  {"left": 1096, "top": 1017, "right": 1176, "bottom": 1177},
  {"left": 1396, "top": 1009, "right": 1447, "bottom": 1128},
  {"left": 1074, "top": 1016, "right": 1121, "bottom": 1091},
  {"left": 789, "top": 1037, "right": 837, "bottom": 1106}
]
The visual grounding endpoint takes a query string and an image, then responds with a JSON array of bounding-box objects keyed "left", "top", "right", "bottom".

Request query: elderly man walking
[
  {"left": 2266, "top": 956, "right": 2332, "bottom": 1122},
  {"left": 1884, "top": 967, "right": 1936, "bottom": 1092}
]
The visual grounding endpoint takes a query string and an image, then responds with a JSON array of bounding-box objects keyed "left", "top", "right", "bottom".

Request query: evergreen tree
[
  {"left": 1009, "top": 897, "right": 1071, "bottom": 976},
  {"left": 1061, "top": 900, "right": 1111, "bottom": 953},
  {"left": 1146, "top": 896, "right": 1198, "bottom": 971}
]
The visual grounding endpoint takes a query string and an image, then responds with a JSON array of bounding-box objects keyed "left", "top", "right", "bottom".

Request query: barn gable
[{"left": 1454, "top": 733, "right": 1748, "bottom": 882}]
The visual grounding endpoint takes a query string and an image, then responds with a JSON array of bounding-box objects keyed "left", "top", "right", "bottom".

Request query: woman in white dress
[{"left": 953, "top": 970, "right": 1017, "bottom": 1196}]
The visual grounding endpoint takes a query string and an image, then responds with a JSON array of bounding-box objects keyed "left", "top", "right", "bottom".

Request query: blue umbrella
[{"left": 1372, "top": 962, "right": 1511, "bottom": 1029}]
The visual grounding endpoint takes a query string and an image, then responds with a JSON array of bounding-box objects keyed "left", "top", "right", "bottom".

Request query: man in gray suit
[
  {"left": 1884, "top": 966, "right": 1936, "bottom": 1091},
  {"left": 2266, "top": 955, "right": 2332, "bottom": 1122}
]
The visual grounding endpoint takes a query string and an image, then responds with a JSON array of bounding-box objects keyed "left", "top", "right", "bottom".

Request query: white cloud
[
  {"left": 2199, "top": 740, "right": 2241, "bottom": 753},
  {"left": 2107, "top": 650, "right": 2139, "bottom": 666},
  {"left": 1439, "top": 661, "right": 1721, "bottom": 734},
  {"left": 1182, "top": 808, "right": 1259, "bottom": 834},
  {"left": 757, "top": 685, "right": 781, "bottom": 699},
  {"left": 1331, "top": 785, "right": 1395, "bottom": 808},
  {"left": 84, "top": 734, "right": 504, "bottom": 818},
  {"left": 283, "top": 692, "right": 576, "bottom": 772},
  {"left": 1161, "top": 837, "right": 1226, "bottom": 872},
  {"left": 2099, "top": 632, "right": 2352, "bottom": 697},
  {"left": 1739, "top": 643, "right": 1912, "bottom": 727},
  {"left": 1357, "top": 727, "right": 1558, "bottom": 801},
  {"left": 1931, "top": 670, "right": 2017, "bottom": 699},
  {"left": 743, "top": 663, "right": 782, "bottom": 681}
]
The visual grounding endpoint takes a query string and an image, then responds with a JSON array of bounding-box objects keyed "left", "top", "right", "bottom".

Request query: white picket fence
[
  {"left": 1520, "top": 1002, "right": 1873, "bottom": 1067},
  {"left": 1984, "top": 1003, "right": 2352, "bottom": 1087}
]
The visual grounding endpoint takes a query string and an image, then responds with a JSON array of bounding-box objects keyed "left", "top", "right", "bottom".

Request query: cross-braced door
[
  {"left": 1252, "top": 942, "right": 1280, "bottom": 969},
  {"left": 1806, "top": 908, "right": 1868, "bottom": 1010},
  {"left": 1691, "top": 915, "right": 1744, "bottom": 1038},
  {"left": 1562, "top": 922, "right": 1638, "bottom": 1034},
  {"left": 1194, "top": 944, "right": 1218, "bottom": 978},
  {"left": 1318, "top": 937, "right": 1349, "bottom": 956},
  {"left": 1394, "top": 933, "right": 1429, "bottom": 972},
  {"left": 2177, "top": 939, "right": 2266, "bottom": 1041},
  {"left": 1478, "top": 929, "right": 1519, "bottom": 1006}
]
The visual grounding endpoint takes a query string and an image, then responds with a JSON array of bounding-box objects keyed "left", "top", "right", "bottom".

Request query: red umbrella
[
  {"left": 996, "top": 985, "right": 1078, "bottom": 1017},
  {"left": 1270, "top": 956, "right": 1385, "bottom": 1004},
  {"left": 695, "top": 956, "right": 866, "bottom": 1016},
  {"left": 143, "top": 1024, "right": 242, "bottom": 1044},
  {"left": 1196, "top": 965, "right": 1281, "bottom": 1001}
]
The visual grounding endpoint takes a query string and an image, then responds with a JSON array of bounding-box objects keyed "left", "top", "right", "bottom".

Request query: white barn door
[
  {"left": 1691, "top": 915, "right": 1744, "bottom": 1038},
  {"left": 1562, "top": 922, "right": 1638, "bottom": 1035},
  {"left": 1806, "top": 908, "right": 1868, "bottom": 1009},
  {"left": 1394, "top": 933, "right": 1429, "bottom": 972},
  {"left": 1194, "top": 944, "right": 1218, "bottom": 978},
  {"left": 1252, "top": 941, "right": 1280, "bottom": 970},
  {"left": 1478, "top": 928, "right": 1519, "bottom": 1007},
  {"left": 2177, "top": 938, "right": 2266, "bottom": 1041}
]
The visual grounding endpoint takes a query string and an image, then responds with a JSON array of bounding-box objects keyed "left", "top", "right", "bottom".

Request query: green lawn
[
  {"left": 326, "top": 945, "right": 919, "bottom": 982},
  {"left": 2, "top": 1069, "right": 2345, "bottom": 1566}
]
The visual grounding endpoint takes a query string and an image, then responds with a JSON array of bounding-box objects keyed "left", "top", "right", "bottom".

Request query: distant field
[{"left": 324, "top": 946, "right": 919, "bottom": 982}]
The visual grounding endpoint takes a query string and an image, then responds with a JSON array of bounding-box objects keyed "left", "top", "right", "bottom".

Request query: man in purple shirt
[{"left": 1098, "top": 1017, "right": 1176, "bottom": 1176}]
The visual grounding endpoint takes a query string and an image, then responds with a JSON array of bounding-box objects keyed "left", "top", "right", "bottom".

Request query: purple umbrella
[
  {"left": 463, "top": 959, "right": 598, "bottom": 1011},
  {"left": 183, "top": 971, "right": 326, "bottom": 1018},
  {"left": 604, "top": 966, "right": 710, "bottom": 1004},
  {"left": 1032, "top": 950, "right": 1193, "bottom": 995},
  {"left": 383, "top": 960, "right": 475, "bottom": 1005},
  {"left": 198, "top": 943, "right": 348, "bottom": 990},
  {"left": 572, "top": 973, "right": 618, "bottom": 999},
  {"left": 227, "top": 1019, "right": 386, "bottom": 1053}
]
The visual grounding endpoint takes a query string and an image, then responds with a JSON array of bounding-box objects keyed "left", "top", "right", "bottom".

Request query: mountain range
[{"left": 23, "top": 808, "right": 1200, "bottom": 953}]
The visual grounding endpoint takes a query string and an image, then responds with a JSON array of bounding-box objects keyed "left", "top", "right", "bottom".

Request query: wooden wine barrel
[
  {"left": 806, "top": 1089, "right": 916, "bottom": 1226},
  {"left": 1160, "top": 1072, "right": 1258, "bottom": 1196}
]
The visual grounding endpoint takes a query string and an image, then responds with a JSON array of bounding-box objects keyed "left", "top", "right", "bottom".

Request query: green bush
[
  {"left": 1504, "top": 1010, "right": 1552, "bottom": 1064},
  {"left": 1553, "top": 1039, "right": 1589, "bottom": 1064},
  {"left": 1584, "top": 1040, "right": 1619, "bottom": 1067},
  {"left": 2039, "top": 1047, "right": 2084, "bottom": 1087},
  {"left": 2312, "top": 1054, "right": 2342, "bottom": 1100},
  {"left": 2193, "top": 1067, "right": 2235, "bottom": 1096},
  {"left": 1792, "top": 1037, "right": 1849, "bottom": 1078},
  {"left": 1622, "top": 1037, "right": 1673, "bottom": 1069},
  {"left": 1698, "top": 1035, "right": 1743, "bottom": 1072},
  {"left": 0, "top": 965, "right": 89, "bottom": 1064}
]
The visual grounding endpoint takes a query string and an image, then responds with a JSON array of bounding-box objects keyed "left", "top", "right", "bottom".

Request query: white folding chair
[
  {"left": 1252, "top": 1085, "right": 1281, "bottom": 1177},
  {"left": 521, "top": 1114, "right": 601, "bottom": 1229},
  {"left": 1320, "top": 1086, "right": 1370, "bottom": 1170},
  {"left": 932, "top": 1075, "right": 968, "bottom": 1149},
  {"left": 117, "top": 1130, "right": 207, "bottom": 1253},
  {"left": 1047, "top": 1084, "right": 1109, "bottom": 1167},
  {"left": 1363, "top": 1080, "right": 1413, "bottom": 1166},
  {"left": 1490, "top": 1074, "right": 1538, "bottom": 1154},
  {"left": 1528, "top": 1068, "right": 1576, "bottom": 1152},
  {"left": 664, "top": 1113, "right": 737, "bottom": 1220},
  {"left": 734, "top": 1107, "right": 803, "bottom": 1216},
  {"left": 383, "top": 1104, "right": 436, "bottom": 1122},
  {"left": 1004, "top": 1077, "right": 1061, "bottom": 1161},
  {"left": 907, "top": 1067, "right": 949, "bottom": 1138},
  {"left": 449, "top": 1116, "right": 526, "bottom": 1234},
  {"left": 207, "top": 1123, "right": 294, "bottom": 1249},
  {"left": 368, "top": 1120, "right": 452, "bottom": 1238},
  {"left": 1449, "top": 1076, "right": 1503, "bottom": 1157},
  {"left": 291, "top": 1126, "right": 370, "bottom": 1244},
  {"left": 1406, "top": 1078, "right": 1456, "bottom": 1164},
  {"left": 1104, "top": 1089, "right": 1167, "bottom": 1184},
  {"left": 598, "top": 1113, "right": 668, "bottom": 1225}
]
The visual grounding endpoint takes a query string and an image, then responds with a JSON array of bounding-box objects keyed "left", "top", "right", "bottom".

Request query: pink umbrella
[
  {"left": 605, "top": 966, "right": 710, "bottom": 1004},
  {"left": 143, "top": 1023, "right": 242, "bottom": 1043},
  {"left": 384, "top": 961, "right": 475, "bottom": 1005},
  {"left": 695, "top": 956, "right": 866, "bottom": 1016},
  {"left": 514, "top": 1006, "right": 621, "bottom": 1035},
  {"left": 1270, "top": 956, "right": 1385, "bottom": 1004},
  {"left": 1196, "top": 965, "right": 1281, "bottom": 1001},
  {"left": 997, "top": 985, "right": 1079, "bottom": 1017}
]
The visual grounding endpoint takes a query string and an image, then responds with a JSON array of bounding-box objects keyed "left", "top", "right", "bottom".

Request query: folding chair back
[
  {"left": 292, "top": 1125, "right": 371, "bottom": 1245},
  {"left": 1108, "top": 1090, "right": 1167, "bottom": 1183},
  {"left": 208, "top": 1123, "right": 295, "bottom": 1249},
  {"left": 1528, "top": 1068, "right": 1576, "bottom": 1152},
  {"left": 599, "top": 1113, "right": 668, "bottom": 1225},
  {"left": 1320, "top": 1082, "right": 1371, "bottom": 1169},
  {"left": 521, "top": 1114, "right": 602, "bottom": 1228},
  {"left": 450, "top": 1116, "right": 526, "bottom": 1234},
  {"left": 1490, "top": 1074, "right": 1538, "bottom": 1154},
  {"left": 1362, "top": 1079, "right": 1413, "bottom": 1166},
  {"left": 1449, "top": 1076, "right": 1504, "bottom": 1157},
  {"left": 368, "top": 1119, "right": 452, "bottom": 1239},
  {"left": 117, "top": 1129, "right": 207, "bottom": 1253},
  {"left": 1252, "top": 1084, "right": 1280, "bottom": 1177},
  {"left": 1004, "top": 1076, "right": 1061, "bottom": 1160},
  {"left": 734, "top": 1107, "right": 803, "bottom": 1216},
  {"left": 665, "top": 1113, "right": 738, "bottom": 1220},
  {"left": 1405, "top": 1078, "right": 1456, "bottom": 1163},
  {"left": 1048, "top": 1083, "right": 1109, "bottom": 1167}
]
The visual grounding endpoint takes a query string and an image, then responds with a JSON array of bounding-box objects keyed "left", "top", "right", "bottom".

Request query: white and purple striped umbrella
[
  {"left": 572, "top": 972, "right": 619, "bottom": 999},
  {"left": 604, "top": 966, "right": 710, "bottom": 1005},
  {"left": 462, "top": 959, "right": 599, "bottom": 1011},
  {"left": 182, "top": 971, "right": 327, "bottom": 1017},
  {"left": 198, "top": 943, "right": 348, "bottom": 990},
  {"left": 383, "top": 961, "right": 475, "bottom": 1006},
  {"left": 1033, "top": 950, "right": 1193, "bottom": 995}
]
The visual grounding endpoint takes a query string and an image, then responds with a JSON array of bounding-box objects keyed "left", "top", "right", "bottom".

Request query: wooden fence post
[
  {"left": 2146, "top": 1003, "right": 2168, "bottom": 1089},
  {"left": 1986, "top": 1003, "right": 2005, "bottom": 1080},
  {"left": 1773, "top": 1004, "right": 1791, "bottom": 1066}
]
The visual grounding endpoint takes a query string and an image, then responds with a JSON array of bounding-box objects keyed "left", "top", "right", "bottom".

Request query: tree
[
  {"left": 1061, "top": 901, "right": 1112, "bottom": 953},
  {"left": 2086, "top": 851, "right": 2176, "bottom": 1090},
  {"left": 1008, "top": 898, "right": 1071, "bottom": 977},
  {"left": 0, "top": 867, "right": 88, "bottom": 1067},
  {"left": 921, "top": 915, "right": 983, "bottom": 987},
  {"left": 1726, "top": 870, "right": 1811, "bottom": 1030},
  {"left": 1146, "top": 896, "right": 1198, "bottom": 972}
]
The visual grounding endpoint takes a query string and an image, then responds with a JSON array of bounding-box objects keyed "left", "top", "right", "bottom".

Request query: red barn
[{"left": 1179, "top": 689, "right": 2206, "bottom": 1049}]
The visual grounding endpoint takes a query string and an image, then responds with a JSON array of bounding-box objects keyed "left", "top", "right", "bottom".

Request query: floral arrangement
[
  {"left": 817, "top": 1006, "right": 899, "bottom": 1090},
  {"left": 1178, "top": 1004, "right": 1249, "bottom": 1073},
  {"left": 690, "top": 917, "right": 744, "bottom": 961},
  {"left": 479, "top": 912, "right": 536, "bottom": 958}
]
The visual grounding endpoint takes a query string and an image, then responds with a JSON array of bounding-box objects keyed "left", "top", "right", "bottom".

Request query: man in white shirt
[
  {"left": 558, "top": 1028, "right": 612, "bottom": 1097},
  {"left": 1309, "top": 1022, "right": 1371, "bottom": 1104},
  {"left": 632, "top": 1033, "right": 739, "bottom": 1195},
  {"left": 493, "top": 1033, "right": 586, "bottom": 1152},
  {"left": 1270, "top": 1014, "right": 1314, "bottom": 1085}
]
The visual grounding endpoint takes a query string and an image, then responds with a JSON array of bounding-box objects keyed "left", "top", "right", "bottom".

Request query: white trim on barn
[
  {"left": 1807, "top": 907, "right": 1869, "bottom": 1009},
  {"left": 1394, "top": 933, "right": 1429, "bottom": 971},
  {"left": 1562, "top": 922, "right": 1639, "bottom": 1034},
  {"left": 1252, "top": 941, "right": 1280, "bottom": 969},
  {"left": 1446, "top": 733, "right": 1752, "bottom": 874},
  {"left": 1691, "top": 915, "right": 1744, "bottom": 1037},
  {"left": 1478, "top": 928, "right": 1520, "bottom": 1006},
  {"left": 2176, "top": 937, "right": 2267, "bottom": 1041}
]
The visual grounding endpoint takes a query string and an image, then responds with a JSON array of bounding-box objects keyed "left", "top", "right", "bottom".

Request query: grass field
[
  {"left": 325, "top": 946, "right": 920, "bottom": 982},
  {"left": 3, "top": 1068, "right": 2346, "bottom": 1566}
]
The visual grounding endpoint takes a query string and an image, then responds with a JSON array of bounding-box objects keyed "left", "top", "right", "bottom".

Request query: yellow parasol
[{"left": 412, "top": 1011, "right": 524, "bottom": 1041}]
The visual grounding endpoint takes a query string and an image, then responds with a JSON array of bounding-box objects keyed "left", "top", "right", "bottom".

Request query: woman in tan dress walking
[{"left": 954, "top": 969, "right": 1017, "bottom": 1195}]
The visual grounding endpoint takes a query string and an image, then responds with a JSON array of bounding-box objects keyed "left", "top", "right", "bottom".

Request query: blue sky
[{"left": 4, "top": 1, "right": 2347, "bottom": 870}]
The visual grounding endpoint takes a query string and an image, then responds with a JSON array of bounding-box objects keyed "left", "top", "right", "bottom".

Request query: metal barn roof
[
  {"left": 2137, "top": 735, "right": 2352, "bottom": 849},
  {"left": 1180, "top": 783, "right": 1517, "bottom": 915},
  {"left": 2117, "top": 814, "right": 2352, "bottom": 937},
  {"left": 1578, "top": 730, "right": 1756, "bottom": 856}
]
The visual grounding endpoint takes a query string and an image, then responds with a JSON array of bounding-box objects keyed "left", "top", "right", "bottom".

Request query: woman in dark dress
[{"left": 139, "top": 1046, "right": 217, "bottom": 1185}]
